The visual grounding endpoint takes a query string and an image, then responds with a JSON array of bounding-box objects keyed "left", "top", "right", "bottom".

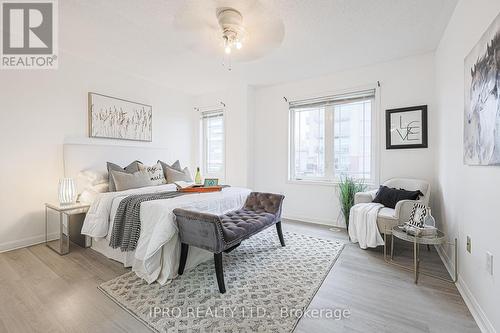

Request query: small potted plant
[{"left": 337, "top": 176, "right": 367, "bottom": 232}]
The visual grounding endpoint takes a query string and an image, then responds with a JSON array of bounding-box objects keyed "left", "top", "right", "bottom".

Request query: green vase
[{"left": 195, "top": 167, "right": 202, "bottom": 185}]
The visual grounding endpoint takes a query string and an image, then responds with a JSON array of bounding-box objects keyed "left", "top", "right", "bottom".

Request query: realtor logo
[{"left": 1, "top": 0, "right": 58, "bottom": 69}]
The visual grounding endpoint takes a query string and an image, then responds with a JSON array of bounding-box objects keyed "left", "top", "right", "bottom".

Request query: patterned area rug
[{"left": 99, "top": 229, "right": 344, "bottom": 333}]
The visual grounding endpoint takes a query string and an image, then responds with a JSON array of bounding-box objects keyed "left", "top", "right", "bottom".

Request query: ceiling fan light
[
  {"left": 224, "top": 46, "right": 232, "bottom": 54},
  {"left": 235, "top": 41, "right": 242, "bottom": 49}
]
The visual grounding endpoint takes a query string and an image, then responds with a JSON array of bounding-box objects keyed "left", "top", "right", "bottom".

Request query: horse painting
[{"left": 464, "top": 14, "right": 500, "bottom": 165}]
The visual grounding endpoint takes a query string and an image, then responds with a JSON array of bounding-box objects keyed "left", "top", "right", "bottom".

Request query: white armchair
[{"left": 354, "top": 178, "right": 431, "bottom": 234}]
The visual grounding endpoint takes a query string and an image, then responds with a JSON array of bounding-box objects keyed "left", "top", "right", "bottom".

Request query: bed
[{"left": 64, "top": 143, "right": 251, "bottom": 285}]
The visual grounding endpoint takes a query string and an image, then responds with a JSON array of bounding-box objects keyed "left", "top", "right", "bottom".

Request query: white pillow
[
  {"left": 139, "top": 162, "right": 167, "bottom": 186},
  {"left": 79, "top": 183, "right": 109, "bottom": 204},
  {"left": 77, "top": 169, "right": 108, "bottom": 193}
]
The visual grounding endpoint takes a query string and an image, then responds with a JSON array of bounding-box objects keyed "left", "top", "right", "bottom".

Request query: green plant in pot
[{"left": 337, "top": 176, "right": 367, "bottom": 231}]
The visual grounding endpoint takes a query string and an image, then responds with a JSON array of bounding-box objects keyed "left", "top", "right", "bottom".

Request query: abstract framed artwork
[
  {"left": 386, "top": 105, "right": 428, "bottom": 149},
  {"left": 464, "top": 12, "right": 500, "bottom": 165},
  {"left": 88, "top": 92, "right": 152, "bottom": 142}
]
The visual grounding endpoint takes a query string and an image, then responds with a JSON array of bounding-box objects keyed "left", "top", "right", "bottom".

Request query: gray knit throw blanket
[{"left": 109, "top": 191, "right": 188, "bottom": 252}]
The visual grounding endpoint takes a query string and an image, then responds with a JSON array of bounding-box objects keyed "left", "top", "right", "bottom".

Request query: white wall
[
  {"left": 435, "top": 1, "right": 500, "bottom": 332},
  {"left": 252, "top": 53, "right": 436, "bottom": 226},
  {"left": 0, "top": 51, "right": 193, "bottom": 252},
  {"left": 192, "top": 85, "right": 254, "bottom": 188}
]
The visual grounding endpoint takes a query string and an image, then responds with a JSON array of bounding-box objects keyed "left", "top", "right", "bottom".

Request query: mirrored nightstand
[{"left": 45, "top": 202, "right": 91, "bottom": 255}]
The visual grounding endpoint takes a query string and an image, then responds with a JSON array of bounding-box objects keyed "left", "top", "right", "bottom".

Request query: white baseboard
[
  {"left": 0, "top": 233, "right": 58, "bottom": 253},
  {"left": 283, "top": 214, "right": 344, "bottom": 228},
  {"left": 436, "top": 245, "right": 496, "bottom": 333}
]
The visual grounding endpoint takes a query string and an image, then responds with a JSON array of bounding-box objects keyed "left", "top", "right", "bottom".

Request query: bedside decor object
[
  {"left": 386, "top": 105, "right": 428, "bottom": 149},
  {"left": 338, "top": 176, "right": 366, "bottom": 230},
  {"left": 203, "top": 178, "right": 219, "bottom": 187},
  {"left": 45, "top": 202, "right": 91, "bottom": 255},
  {"left": 88, "top": 92, "right": 152, "bottom": 142},
  {"left": 407, "top": 203, "right": 428, "bottom": 227},
  {"left": 402, "top": 203, "right": 437, "bottom": 237},
  {"left": 464, "top": 12, "right": 500, "bottom": 165},
  {"left": 58, "top": 178, "right": 77, "bottom": 205},
  {"left": 194, "top": 167, "right": 202, "bottom": 185}
]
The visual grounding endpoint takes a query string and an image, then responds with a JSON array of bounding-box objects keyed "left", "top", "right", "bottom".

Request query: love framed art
[{"left": 386, "top": 105, "right": 428, "bottom": 149}]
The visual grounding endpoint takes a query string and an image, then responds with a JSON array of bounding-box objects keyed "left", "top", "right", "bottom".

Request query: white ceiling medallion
[{"left": 173, "top": 0, "right": 285, "bottom": 71}]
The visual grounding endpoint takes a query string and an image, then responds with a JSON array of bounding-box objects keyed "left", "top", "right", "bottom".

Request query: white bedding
[{"left": 81, "top": 184, "right": 251, "bottom": 284}]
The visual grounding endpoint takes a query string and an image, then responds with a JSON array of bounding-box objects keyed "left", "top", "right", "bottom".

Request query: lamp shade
[{"left": 58, "top": 178, "right": 76, "bottom": 205}]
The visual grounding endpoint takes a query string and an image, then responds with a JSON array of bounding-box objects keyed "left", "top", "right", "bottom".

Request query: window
[
  {"left": 200, "top": 109, "right": 225, "bottom": 179},
  {"left": 289, "top": 89, "right": 376, "bottom": 183}
]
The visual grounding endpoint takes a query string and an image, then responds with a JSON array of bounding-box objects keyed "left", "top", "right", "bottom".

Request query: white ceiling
[{"left": 61, "top": 0, "right": 458, "bottom": 95}]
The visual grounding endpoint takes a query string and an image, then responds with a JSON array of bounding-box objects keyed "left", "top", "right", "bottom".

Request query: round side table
[{"left": 384, "top": 225, "right": 457, "bottom": 284}]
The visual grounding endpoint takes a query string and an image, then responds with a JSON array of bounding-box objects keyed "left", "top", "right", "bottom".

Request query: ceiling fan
[{"left": 173, "top": 0, "right": 285, "bottom": 70}]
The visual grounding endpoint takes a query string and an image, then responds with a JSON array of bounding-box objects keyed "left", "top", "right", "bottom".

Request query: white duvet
[{"left": 81, "top": 184, "right": 251, "bottom": 284}]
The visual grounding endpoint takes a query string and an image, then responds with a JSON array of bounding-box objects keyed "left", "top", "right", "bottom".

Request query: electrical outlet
[
  {"left": 486, "top": 252, "right": 494, "bottom": 276},
  {"left": 466, "top": 236, "right": 472, "bottom": 253}
]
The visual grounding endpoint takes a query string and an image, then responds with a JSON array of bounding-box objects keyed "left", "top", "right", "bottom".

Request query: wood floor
[{"left": 0, "top": 220, "right": 479, "bottom": 333}]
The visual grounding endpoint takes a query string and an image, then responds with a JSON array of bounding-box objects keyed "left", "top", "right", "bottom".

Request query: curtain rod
[
  {"left": 283, "top": 80, "right": 381, "bottom": 103},
  {"left": 194, "top": 101, "right": 226, "bottom": 112}
]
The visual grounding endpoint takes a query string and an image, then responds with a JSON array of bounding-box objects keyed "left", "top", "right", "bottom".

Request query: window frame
[
  {"left": 200, "top": 108, "right": 226, "bottom": 181},
  {"left": 288, "top": 87, "right": 379, "bottom": 186}
]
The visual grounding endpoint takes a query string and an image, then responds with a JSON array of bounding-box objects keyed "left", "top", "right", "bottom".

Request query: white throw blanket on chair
[{"left": 348, "top": 203, "right": 385, "bottom": 249}]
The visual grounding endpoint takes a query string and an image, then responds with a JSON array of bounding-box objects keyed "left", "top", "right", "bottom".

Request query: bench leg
[
  {"left": 276, "top": 221, "right": 285, "bottom": 247},
  {"left": 214, "top": 252, "right": 226, "bottom": 294},
  {"left": 178, "top": 243, "right": 189, "bottom": 275}
]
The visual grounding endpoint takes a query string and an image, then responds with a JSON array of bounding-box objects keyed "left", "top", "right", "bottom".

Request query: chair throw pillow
[{"left": 372, "top": 185, "right": 423, "bottom": 209}]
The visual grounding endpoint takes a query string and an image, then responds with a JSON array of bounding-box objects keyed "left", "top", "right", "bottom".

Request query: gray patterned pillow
[
  {"left": 110, "top": 170, "right": 153, "bottom": 192},
  {"left": 107, "top": 161, "right": 142, "bottom": 192}
]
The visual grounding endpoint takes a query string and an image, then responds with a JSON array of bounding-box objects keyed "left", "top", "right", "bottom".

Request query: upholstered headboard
[{"left": 63, "top": 143, "right": 173, "bottom": 180}]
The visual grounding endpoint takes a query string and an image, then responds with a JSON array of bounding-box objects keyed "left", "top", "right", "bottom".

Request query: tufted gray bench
[{"left": 173, "top": 192, "right": 285, "bottom": 293}]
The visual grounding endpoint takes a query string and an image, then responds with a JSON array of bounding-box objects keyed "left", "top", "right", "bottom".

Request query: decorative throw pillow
[
  {"left": 158, "top": 159, "right": 182, "bottom": 177},
  {"left": 170, "top": 160, "right": 182, "bottom": 171},
  {"left": 110, "top": 170, "right": 153, "bottom": 192},
  {"left": 139, "top": 162, "right": 167, "bottom": 185},
  {"left": 79, "top": 183, "right": 109, "bottom": 204},
  {"left": 164, "top": 166, "right": 193, "bottom": 183},
  {"left": 107, "top": 161, "right": 142, "bottom": 192},
  {"left": 77, "top": 169, "right": 108, "bottom": 187},
  {"left": 372, "top": 185, "right": 423, "bottom": 209},
  {"left": 182, "top": 167, "right": 193, "bottom": 182}
]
